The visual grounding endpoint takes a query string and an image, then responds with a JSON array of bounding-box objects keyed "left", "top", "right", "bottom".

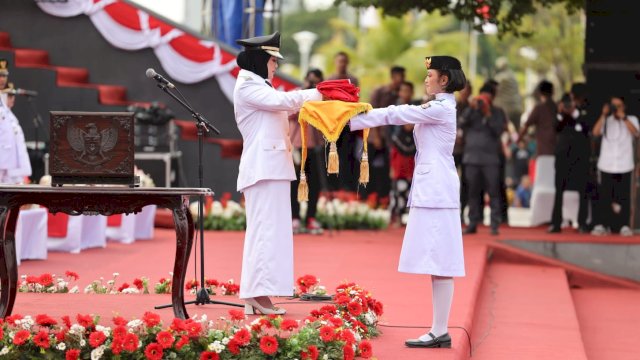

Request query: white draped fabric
[
  {"left": 47, "top": 216, "right": 83, "bottom": 254},
  {"left": 15, "top": 208, "right": 48, "bottom": 265},
  {"left": 36, "top": 0, "right": 298, "bottom": 101},
  {"left": 134, "top": 205, "right": 157, "bottom": 240},
  {"left": 106, "top": 213, "right": 136, "bottom": 244},
  {"left": 80, "top": 215, "right": 108, "bottom": 250}
]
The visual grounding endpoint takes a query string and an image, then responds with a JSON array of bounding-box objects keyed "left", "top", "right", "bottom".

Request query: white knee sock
[{"left": 420, "top": 277, "right": 454, "bottom": 340}]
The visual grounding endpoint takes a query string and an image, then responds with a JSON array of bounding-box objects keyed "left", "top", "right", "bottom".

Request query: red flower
[
  {"left": 343, "top": 344, "right": 355, "bottom": 360},
  {"left": 200, "top": 351, "right": 219, "bottom": 360},
  {"left": 259, "top": 335, "right": 279, "bottom": 355},
  {"left": 55, "top": 329, "right": 67, "bottom": 342},
  {"left": 297, "top": 274, "right": 318, "bottom": 291},
  {"left": 111, "top": 338, "right": 124, "bottom": 355},
  {"left": 175, "top": 335, "right": 190, "bottom": 350},
  {"left": 89, "top": 331, "right": 107, "bottom": 348},
  {"left": 358, "top": 340, "right": 373, "bottom": 358},
  {"left": 185, "top": 279, "right": 199, "bottom": 290},
  {"left": 133, "top": 278, "right": 144, "bottom": 290},
  {"left": 0, "top": 327, "right": 3, "bottom": 341},
  {"left": 6, "top": 313, "right": 23, "bottom": 325},
  {"left": 334, "top": 293, "right": 350, "bottom": 305},
  {"left": 329, "top": 317, "right": 343, "bottom": 328},
  {"left": 281, "top": 319, "right": 298, "bottom": 331},
  {"left": 319, "top": 305, "right": 337, "bottom": 314},
  {"left": 39, "top": 273, "right": 54, "bottom": 287},
  {"left": 205, "top": 278, "right": 219, "bottom": 287},
  {"left": 185, "top": 320, "right": 203, "bottom": 337},
  {"left": 142, "top": 311, "right": 161, "bottom": 327},
  {"left": 118, "top": 283, "right": 131, "bottom": 292},
  {"left": 113, "top": 325, "right": 127, "bottom": 339},
  {"left": 112, "top": 316, "right": 127, "bottom": 326},
  {"left": 76, "top": 314, "right": 94, "bottom": 329},
  {"left": 33, "top": 330, "right": 50, "bottom": 348},
  {"left": 319, "top": 325, "right": 335, "bottom": 342},
  {"left": 225, "top": 283, "right": 240, "bottom": 294},
  {"left": 36, "top": 314, "right": 58, "bottom": 327},
  {"left": 233, "top": 328, "right": 251, "bottom": 345},
  {"left": 13, "top": 329, "right": 30, "bottom": 345},
  {"left": 227, "top": 339, "right": 240, "bottom": 354},
  {"left": 228, "top": 309, "right": 245, "bottom": 321},
  {"left": 301, "top": 345, "right": 319, "bottom": 360},
  {"left": 338, "top": 329, "right": 356, "bottom": 345},
  {"left": 65, "top": 349, "right": 80, "bottom": 360},
  {"left": 170, "top": 318, "right": 186, "bottom": 332},
  {"left": 144, "top": 342, "right": 163, "bottom": 360},
  {"left": 26, "top": 275, "right": 40, "bottom": 284},
  {"left": 61, "top": 315, "right": 72, "bottom": 328},
  {"left": 65, "top": 271, "right": 79, "bottom": 280},
  {"left": 372, "top": 300, "right": 384, "bottom": 316},
  {"left": 347, "top": 301, "right": 363, "bottom": 316},
  {"left": 123, "top": 333, "right": 140, "bottom": 352},
  {"left": 156, "top": 331, "right": 174, "bottom": 349}
]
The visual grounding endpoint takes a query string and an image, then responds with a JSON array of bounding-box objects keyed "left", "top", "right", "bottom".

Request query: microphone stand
[
  {"left": 152, "top": 82, "right": 242, "bottom": 310},
  {"left": 26, "top": 96, "right": 43, "bottom": 151}
]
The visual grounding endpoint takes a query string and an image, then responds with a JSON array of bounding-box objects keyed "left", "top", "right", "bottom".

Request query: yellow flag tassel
[
  {"left": 328, "top": 141, "right": 339, "bottom": 174},
  {"left": 298, "top": 172, "right": 309, "bottom": 202},
  {"left": 359, "top": 128, "right": 370, "bottom": 185}
]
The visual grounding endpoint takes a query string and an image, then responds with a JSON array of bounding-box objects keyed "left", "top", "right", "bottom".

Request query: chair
[
  {"left": 134, "top": 205, "right": 157, "bottom": 240},
  {"left": 106, "top": 213, "right": 136, "bottom": 244},
  {"left": 80, "top": 215, "right": 107, "bottom": 250},
  {"left": 15, "top": 208, "right": 48, "bottom": 265},
  {"left": 529, "top": 155, "right": 580, "bottom": 226},
  {"left": 46, "top": 212, "right": 83, "bottom": 254}
]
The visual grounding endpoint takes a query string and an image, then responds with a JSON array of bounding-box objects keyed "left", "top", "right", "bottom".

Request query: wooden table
[{"left": 0, "top": 185, "right": 211, "bottom": 319}]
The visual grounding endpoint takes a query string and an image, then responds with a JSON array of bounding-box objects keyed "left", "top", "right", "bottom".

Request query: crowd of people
[{"left": 287, "top": 53, "right": 639, "bottom": 237}]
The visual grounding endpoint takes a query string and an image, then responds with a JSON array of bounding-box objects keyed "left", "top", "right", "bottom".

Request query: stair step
[
  {"left": 55, "top": 66, "right": 89, "bottom": 85},
  {"left": 14, "top": 48, "right": 50, "bottom": 67},
  {"left": 471, "top": 263, "right": 587, "bottom": 359},
  {"left": 572, "top": 288, "right": 640, "bottom": 360},
  {"left": 0, "top": 32, "right": 11, "bottom": 49}
]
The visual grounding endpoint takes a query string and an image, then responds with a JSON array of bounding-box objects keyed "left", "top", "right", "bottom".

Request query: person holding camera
[
  {"left": 590, "top": 96, "right": 639, "bottom": 236},
  {"left": 459, "top": 81, "right": 506, "bottom": 235},
  {"left": 548, "top": 84, "right": 591, "bottom": 233}
]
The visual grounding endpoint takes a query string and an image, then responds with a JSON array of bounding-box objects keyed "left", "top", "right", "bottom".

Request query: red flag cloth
[
  {"left": 47, "top": 211, "right": 69, "bottom": 238},
  {"left": 107, "top": 214, "right": 123, "bottom": 227},
  {"left": 316, "top": 79, "right": 360, "bottom": 102}
]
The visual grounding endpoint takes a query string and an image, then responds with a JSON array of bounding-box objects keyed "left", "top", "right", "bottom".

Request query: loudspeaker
[{"left": 585, "top": 0, "right": 640, "bottom": 63}]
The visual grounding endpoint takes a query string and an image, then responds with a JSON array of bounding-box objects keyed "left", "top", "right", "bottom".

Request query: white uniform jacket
[
  {"left": 350, "top": 93, "right": 460, "bottom": 208},
  {"left": 0, "top": 105, "right": 18, "bottom": 171},
  {"left": 234, "top": 69, "right": 322, "bottom": 192}
]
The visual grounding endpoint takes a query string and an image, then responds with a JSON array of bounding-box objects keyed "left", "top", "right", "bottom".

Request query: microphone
[
  {"left": 145, "top": 68, "right": 175, "bottom": 89},
  {"left": 15, "top": 88, "right": 38, "bottom": 97}
]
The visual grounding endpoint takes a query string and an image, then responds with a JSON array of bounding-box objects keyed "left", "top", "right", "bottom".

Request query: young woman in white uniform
[
  {"left": 233, "top": 32, "right": 322, "bottom": 315},
  {"left": 350, "top": 56, "right": 466, "bottom": 348}
]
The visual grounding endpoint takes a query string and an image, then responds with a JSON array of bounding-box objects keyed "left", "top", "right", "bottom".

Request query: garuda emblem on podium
[{"left": 67, "top": 122, "right": 118, "bottom": 165}]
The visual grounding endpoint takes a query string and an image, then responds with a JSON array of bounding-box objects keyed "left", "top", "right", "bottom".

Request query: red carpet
[{"left": 12, "top": 226, "right": 640, "bottom": 359}]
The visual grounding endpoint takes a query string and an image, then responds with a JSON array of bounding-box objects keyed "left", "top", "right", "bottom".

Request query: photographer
[
  {"left": 590, "top": 96, "right": 639, "bottom": 236},
  {"left": 548, "top": 84, "right": 591, "bottom": 233},
  {"left": 459, "top": 81, "right": 506, "bottom": 235}
]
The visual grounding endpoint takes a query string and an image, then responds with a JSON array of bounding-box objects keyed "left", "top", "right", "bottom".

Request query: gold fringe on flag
[
  {"left": 298, "top": 171, "right": 309, "bottom": 202},
  {"left": 359, "top": 128, "right": 370, "bottom": 185},
  {"left": 328, "top": 141, "right": 339, "bottom": 174}
]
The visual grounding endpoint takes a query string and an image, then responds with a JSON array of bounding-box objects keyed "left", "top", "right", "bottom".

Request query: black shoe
[
  {"left": 405, "top": 333, "right": 452, "bottom": 348},
  {"left": 463, "top": 226, "right": 477, "bottom": 234},
  {"left": 578, "top": 226, "right": 589, "bottom": 234},
  {"left": 490, "top": 227, "right": 499, "bottom": 235},
  {"left": 547, "top": 225, "right": 561, "bottom": 233}
]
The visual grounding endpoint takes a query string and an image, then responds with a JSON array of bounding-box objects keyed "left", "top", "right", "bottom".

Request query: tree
[{"left": 337, "top": 0, "right": 584, "bottom": 37}]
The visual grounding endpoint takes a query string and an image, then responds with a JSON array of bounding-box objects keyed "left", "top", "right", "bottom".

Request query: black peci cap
[
  {"left": 236, "top": 32, "right": 283, "bottom": 59},
  {"left": 424, "top": 56, "right": 462, "bottom": 71}
]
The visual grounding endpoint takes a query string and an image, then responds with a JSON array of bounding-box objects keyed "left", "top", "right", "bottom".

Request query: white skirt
[
  {"left": 239, "top": 180, "right": 294, "bottom": 299},
  {"left": 398, "top": 207, "right": 465, "bottom": 276}
]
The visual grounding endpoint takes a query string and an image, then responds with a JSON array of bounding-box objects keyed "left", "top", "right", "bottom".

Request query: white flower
[
  {"left": 91, "top": 345, "right": 105, "bottom": 360},
  {"left": 113, "top": 273, "right": 119, "bottom": 277},
  {"left": 323, "top": 355, "right": 329, "bottom": 360},
  {"left": 0, "top": 347, "right": 9, "bottom": 355},
  {"left": 211, "top": 201, "right": 224, "bottom": 216},
  {"left": 127, "top": 319, "right": 143, "bottom": 330},
  {"left": 70, "top": 324, "right": 85, "bottom": 335},
  {"left": 208, "top": 340, "right": 225, "bottom": 353},
  {"left": 56, "top": 342, "right": 67, "bottom": 351},
  {"left": 222, "top": 337, "right": 230, "bottom": 345},
  {"left": 364, "top": 311, "right": 377, "bottom": 325},
  {"left": 122, "top": 288, "right": 139, "bottom": 294},
  {"left": 70, "top": 286, "right": 79, "bottom": 293},
  {"left": 107, "top": 280, "right": 115, "bottom": 286},
  {"left": 80, "top": 339, "right": 86, "bottom": 347},
  {"left": 96, "top": 325, "right": 111, "bottom": 337}
]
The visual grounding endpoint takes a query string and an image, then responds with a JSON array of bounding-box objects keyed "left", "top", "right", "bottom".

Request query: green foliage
[
  {"left": 279, "top": 7, "right": 340, "bottom": 65},
  {"left": 338, "top": 0, "right": 584, "bottom": 37}
]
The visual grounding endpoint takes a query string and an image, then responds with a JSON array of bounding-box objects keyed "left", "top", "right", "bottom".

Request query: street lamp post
[{"left": 293, "top": 30, "right": 318, "bottom": 79}]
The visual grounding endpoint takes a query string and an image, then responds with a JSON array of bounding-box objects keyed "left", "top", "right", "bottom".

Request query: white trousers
[{"left": 239, "top": 180, "right": 294, "bottom": 299}]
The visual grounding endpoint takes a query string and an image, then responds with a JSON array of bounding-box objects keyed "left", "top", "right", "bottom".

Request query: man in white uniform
[
  {"left": 351, "top": 56, "right": 466, "bottom": 349},
  {"left": 0, "top": 83, "right": 32, "bottom": 184},
  {"left": 233, "top": 32, "right": 322, "bottom": 315}
]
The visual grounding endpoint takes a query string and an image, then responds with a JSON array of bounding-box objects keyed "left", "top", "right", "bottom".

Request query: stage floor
[{"left": 13, "top": 226, "right": 640, "bottom": 359}]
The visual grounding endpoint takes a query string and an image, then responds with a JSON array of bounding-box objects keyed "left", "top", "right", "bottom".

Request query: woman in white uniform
[
  {"left": 350, "top": 56, "right": 466, "bottom": 348},
  {"left": 233, "top": 32, "right": 322, "bottom": 315}
]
